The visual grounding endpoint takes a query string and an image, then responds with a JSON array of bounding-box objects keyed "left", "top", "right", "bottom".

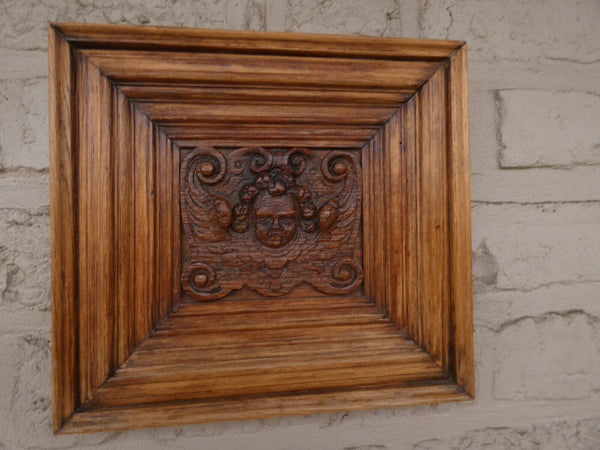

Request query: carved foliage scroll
[{"left": 180, "top": 147, "right": 363, "bottom": 300}]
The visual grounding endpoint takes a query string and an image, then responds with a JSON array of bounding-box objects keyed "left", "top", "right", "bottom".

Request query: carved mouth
[{"left": 263, "top": 232, "right": 290, "bottom": 247}]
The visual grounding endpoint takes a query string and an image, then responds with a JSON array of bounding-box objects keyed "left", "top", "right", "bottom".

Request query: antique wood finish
[
  {"left": 49, "top": 22, "right": 473, "bottom": 433},
  {"left": 179, "top": 146, "right": 363, "bottom": 300}
]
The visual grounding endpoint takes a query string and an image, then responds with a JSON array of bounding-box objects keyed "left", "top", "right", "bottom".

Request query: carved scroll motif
[{"left": 180, "top": 147, "right": 363, "bottom": 300}]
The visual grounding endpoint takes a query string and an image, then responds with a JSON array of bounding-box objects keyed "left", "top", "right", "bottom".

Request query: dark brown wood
[
  {"left": 49, "top": 22, "right": 473, "bottom": 434},
  {"left": 180, "top": 147, "right": 363, "bottom": 300}
]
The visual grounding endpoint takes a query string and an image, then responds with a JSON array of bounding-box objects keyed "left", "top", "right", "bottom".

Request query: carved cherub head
[{"left": 232, "top": 168, "right": 317, "bottom": 248}]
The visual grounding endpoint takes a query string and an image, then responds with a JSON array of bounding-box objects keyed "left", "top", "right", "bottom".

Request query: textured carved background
[{"left": 180, "top": 147, "right": 363, "bottom": 300}]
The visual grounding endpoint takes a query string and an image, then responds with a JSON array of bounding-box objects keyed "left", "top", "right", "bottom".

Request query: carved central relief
[{"left": 180, "top": 147, "right": 363, "bottom": 300}]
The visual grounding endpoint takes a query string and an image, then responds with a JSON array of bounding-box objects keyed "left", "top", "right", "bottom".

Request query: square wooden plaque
[{"left": 49, "top": 22, "right": 473, "bottom": 433}]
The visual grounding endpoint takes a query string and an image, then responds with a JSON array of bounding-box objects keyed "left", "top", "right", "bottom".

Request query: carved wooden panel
[
  {"left": 180, "top": 147, "right": 363, "bottom": 299},
  {"left": 50, "top": 23, "right": 473, "bottom": 434}
]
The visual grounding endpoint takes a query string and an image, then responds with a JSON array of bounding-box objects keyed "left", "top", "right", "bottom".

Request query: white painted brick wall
[
  {"left": 472, "top": 203, "right": 600, "bottom": 291},
  {"left": 493, "top": 311, "right": 600, "bottom": 401},
  {"left": 0, "top": 0, "right": 599, "bottom": 448},
  {"left": 0, "top": 78, "right": 49, "bottom": 171},
  {"left": 498, "top": 90, "right": 600, "bottom": 168}
]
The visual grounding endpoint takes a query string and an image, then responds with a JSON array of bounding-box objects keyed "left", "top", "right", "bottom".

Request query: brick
[
  {"left": 0, "top": 172, "right": 48, "bottom": 210},
  {"left": 493, "top": 311, "right": 600, "bottom": 400},
  {"left": 0, "top": 78, "right": 48, "bottom": 171},
  {"left": 498, "top": 90, "right": 600, "bottom": 168},
  {"left": 487, "top": 221, "right": 599, "bottom": 290},
  {"left": 0, "top": 208, "right": 50, "bottom": 311},
  {"left": 469, "top": 91, "right": 600, "bottom": 204},
  {"left": 0, "top": 305, "right": 48, "bottom": 335},
  {"left": 471, "top": 166, "right": 600, "bottom": 203},
  {"left": 472, "top": 202, "right": 600, "bottom": 291},
  {"left": 421, "top": 0, "right": 600, "bottom": 63},
  {"left": 476, "top": 282, "right": 600, "bottom": 331},
  {"left": 285, "top": 0, "right": 402, "bottom": 36},
  {"left": 0, "top": 50, "right": 47, "bottom": 80}
]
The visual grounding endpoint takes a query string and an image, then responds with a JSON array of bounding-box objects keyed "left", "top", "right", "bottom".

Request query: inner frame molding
[{"left": 49, "top": 22, "right": 474, "bottom": 433}]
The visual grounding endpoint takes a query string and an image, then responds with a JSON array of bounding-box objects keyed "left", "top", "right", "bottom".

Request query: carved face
[{"left": 253, "top": 192, "right": 298, "bottom": 248}]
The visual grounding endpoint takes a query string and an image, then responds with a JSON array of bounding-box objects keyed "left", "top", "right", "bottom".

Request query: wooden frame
[{"left": 49, "top": 22, "right": 473, "bottom": 433}]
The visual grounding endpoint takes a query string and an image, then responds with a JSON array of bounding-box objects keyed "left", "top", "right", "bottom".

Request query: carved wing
[
  {"left": 180, "top": 148, "right": 232, "bottom": 256},
  {"left": 180, "top": 148, "right": 235, "bottom": 300},
  {"left": 298, "top": 150, "right": 364, "bottom": 293},
  {"left": 316, "top": 151, "right": 362, "bottom": 258}
]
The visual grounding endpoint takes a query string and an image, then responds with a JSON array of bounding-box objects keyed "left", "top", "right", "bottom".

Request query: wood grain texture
[
  {"left": 399, "top": 98, "right": 420, "bottom": 352},
  {"left": 84, "top": 49, "right": 441, "bottom": 89},
  {"left": 49, "top": 22, "right": 473, "bottom": 433},
  {"left": 49, "top": 24, "right": 79, "bottom": 432},
  {"left": 114, "top": 89, "right": 136, "bottom": 365},
  {"left": 76, "top": 53, "right": 115, "bottom": 402},
  {"left": 382, "top": 113, "right": 403, "bottom": 326},
  {"left": 117, "top": 84, "right": 414, "bottom": 106},
  {"left": 53, "top": 22, "right": 463, "bottom": 60},
  {"left": 415, "top": 67, "right": 450, "bottom": 370},
  {"left": 132, "top": 105, "right": 154, "bottom": 345},
  {"left": 161, "top": 123, "right": 380, "bottom": 151},
  {"left": 62, "top": 382, "right": 468, "bottom": 433},
  {"left": 447, "top": 46, "right": 474, "bottom": 395},
  {"left": 82, "top": 298, "right": 444, "bottom": 408},
  {"left": 137, "top": 102, "right": 398, "bottom": 126}
]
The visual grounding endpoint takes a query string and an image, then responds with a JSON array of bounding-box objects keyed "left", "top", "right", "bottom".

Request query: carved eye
[
  {"left": 279, "top": 217, "right": 295, "bottom": 229},
  {"left": 257, "top": 216, "right": 274, "bottom": 229}
]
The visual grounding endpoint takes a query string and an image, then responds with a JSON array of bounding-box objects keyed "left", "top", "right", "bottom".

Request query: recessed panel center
[{"left": 180, "top": 147, "right": 363, "bottom": 300}]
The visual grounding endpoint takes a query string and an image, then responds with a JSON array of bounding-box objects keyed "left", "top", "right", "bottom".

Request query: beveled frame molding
[{"left": 50, "top": 22, "right": 473, "bottom": 433}]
